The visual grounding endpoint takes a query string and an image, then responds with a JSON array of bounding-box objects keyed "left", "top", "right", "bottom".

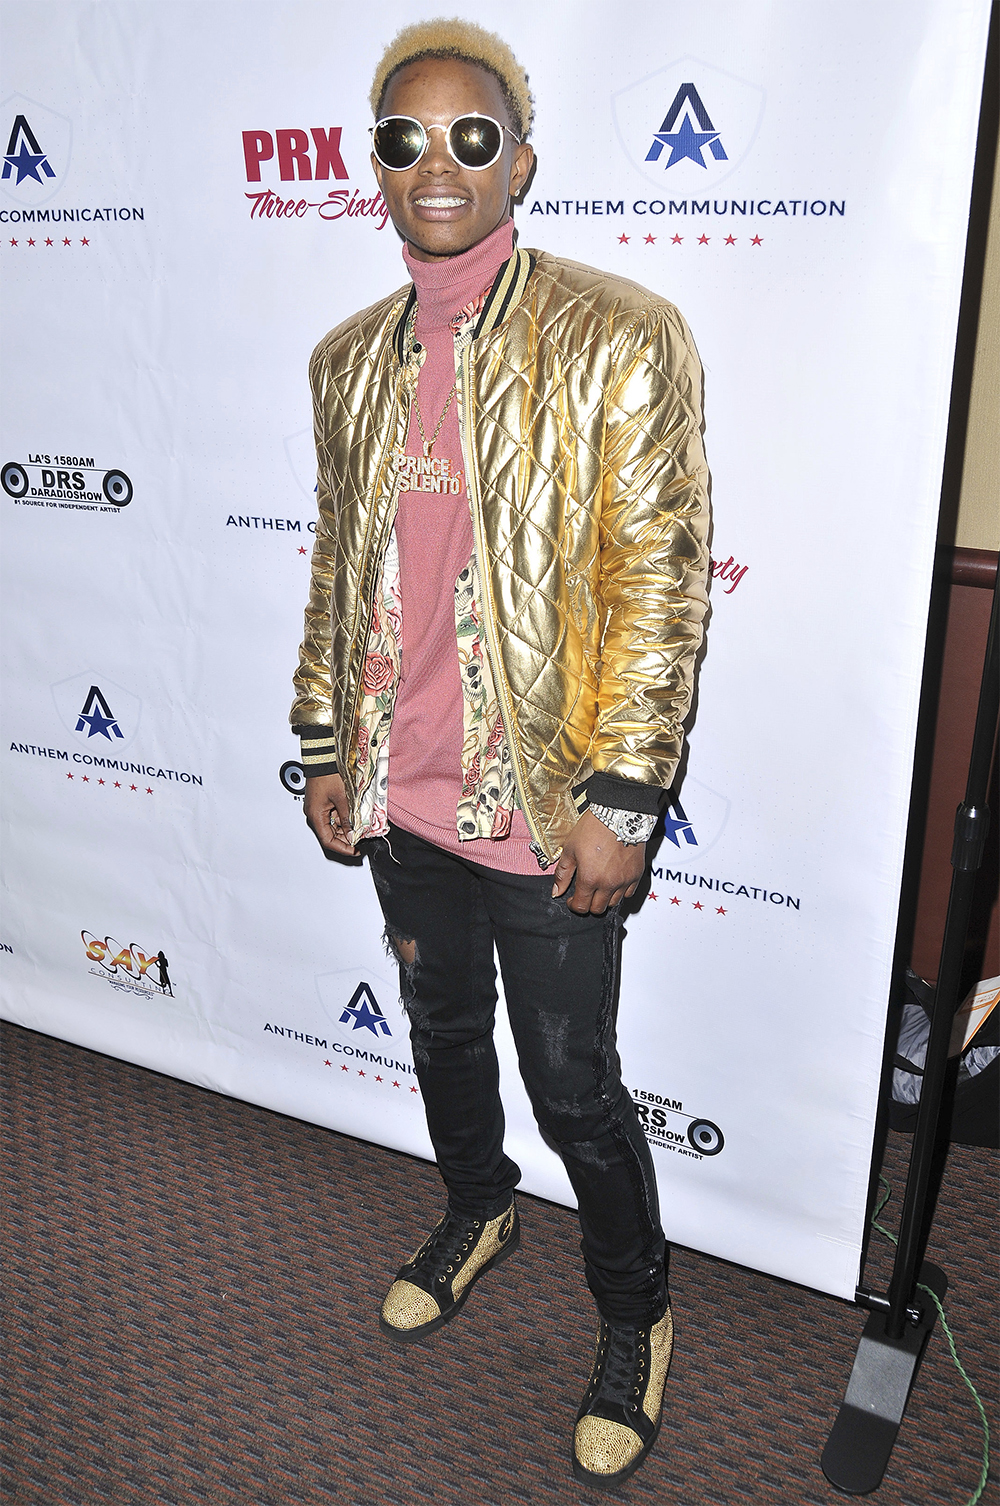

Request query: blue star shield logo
[
  {"left": 1, "top": 96, "right": 72, "bottom": 206},
  {"left": 645, "top": 85, "right": 728, "bottom": 169},
  {"left": 612, "top": 61, "right": 765, "bottom": 193},
  {"left": 662, "top": 796, "right": 699, "bottom": 848},
  {"left": 340, "top": 983, "right": 392, "bottom": 1037},
  {"left": 75, "top": 686, "right": 125, "bottom": 740},
  {"left": 52, "top": 672, "right": 141, "bottom": 749},
  {"left": 656, "top": 777, "right": 731, "bottom": 868},
  {"left": 3, "top": 116, "right": 56, "bottom": 185}
]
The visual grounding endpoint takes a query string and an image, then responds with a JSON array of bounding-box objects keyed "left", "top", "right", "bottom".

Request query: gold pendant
[{"left": 393, "top": 445, "right": 465, "bottom": 495}]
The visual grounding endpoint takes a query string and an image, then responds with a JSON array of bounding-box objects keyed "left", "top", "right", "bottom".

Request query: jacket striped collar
[{"left": 391, "top": 245, "right": 536, "bottom": 363}]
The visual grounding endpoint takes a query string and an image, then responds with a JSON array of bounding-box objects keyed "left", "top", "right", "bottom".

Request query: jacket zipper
[
  {"left": 343, "top": 390, "right": 406, "bottom": 829},
  {"left": 458, "top": 344, "right": 553, "bottom": 868}
]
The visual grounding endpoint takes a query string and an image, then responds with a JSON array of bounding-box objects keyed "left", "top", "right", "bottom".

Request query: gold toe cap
[
  {"left": 573, "top": 1415, "right": 643, "bottom": 1475},
  {"left": 381, "top": 1279, "right": 441, "bottom": 1331}
]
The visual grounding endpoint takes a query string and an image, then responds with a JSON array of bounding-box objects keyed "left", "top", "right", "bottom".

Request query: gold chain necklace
[{"left": 413, "top": 382, "right": 458, "bottom": 458}]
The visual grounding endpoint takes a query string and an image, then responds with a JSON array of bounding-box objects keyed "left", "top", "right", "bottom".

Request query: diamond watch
[{"left": 587, "top": 804, "right": 657, "bottom": 845}]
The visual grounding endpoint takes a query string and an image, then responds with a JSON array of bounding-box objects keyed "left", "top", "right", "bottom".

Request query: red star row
[
  {"left": 7, "top": 237, "right": 90, "bottom": 247},
  {"left": 647, "top": 892, "right": 727, "bottom": 913},
  {"left": 326, "top": 1061, "right": 420, "bottom": 1092},
  {"left": 619, "top": 233, "right": 762, "bottom": 247},
  {"left": 245, "top": 546, "right": 306, "bottom": 555},
  {"left": 66, "top": 771, "right": 152, "bottom": 793}
]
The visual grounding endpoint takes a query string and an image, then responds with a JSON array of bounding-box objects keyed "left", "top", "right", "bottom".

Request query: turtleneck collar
[{"left": 403, "top": 219, "right": 516, "bottom": 331}]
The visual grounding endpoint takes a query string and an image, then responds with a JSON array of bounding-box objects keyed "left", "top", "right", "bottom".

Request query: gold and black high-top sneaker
[
  {"left": 379, "top": 1201, "right": 519, "bottom": 1342},
  {"left": 571, "top": 1306, "right": 674, "bottom": 1487}
]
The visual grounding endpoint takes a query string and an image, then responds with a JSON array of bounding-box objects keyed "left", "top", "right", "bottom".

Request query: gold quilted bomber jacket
[{"left": 291, "top": 247, "right": 710, "bottom": 862}]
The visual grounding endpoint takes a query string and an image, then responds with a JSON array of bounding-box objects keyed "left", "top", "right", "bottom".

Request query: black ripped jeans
[{"left": 365, "top": 824, "right": 668, "bottom": 1328}]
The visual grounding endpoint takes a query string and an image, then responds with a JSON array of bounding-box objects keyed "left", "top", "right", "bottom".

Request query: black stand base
[{"left": 821, "top": 1262, "right": 948, "bottom": 1495}]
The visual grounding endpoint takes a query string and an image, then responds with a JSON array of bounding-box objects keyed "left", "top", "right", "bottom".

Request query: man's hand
[
  {"left": 550, "top": 809, "right": 646, "bottom": 915},
  {"left": 303, "top": 772, "right": 356, "bottom": 857}
]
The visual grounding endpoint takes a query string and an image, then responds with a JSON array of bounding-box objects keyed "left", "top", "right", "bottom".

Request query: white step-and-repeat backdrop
[{"left": 1, "top": 0, "right": 990, "bottom": 1301}]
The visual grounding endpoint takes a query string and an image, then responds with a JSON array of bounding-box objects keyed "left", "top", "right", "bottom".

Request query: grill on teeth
[{"left": 417, "top": 197, "right": 465, "bottom": 206}]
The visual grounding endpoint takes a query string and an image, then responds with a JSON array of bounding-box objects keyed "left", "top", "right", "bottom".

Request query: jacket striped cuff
[
  {"left": 574, "top": 773, "right": 664, "bottom": 816},
  {"left": 293, "top": 725, "right": 339, "bottom": 778}
]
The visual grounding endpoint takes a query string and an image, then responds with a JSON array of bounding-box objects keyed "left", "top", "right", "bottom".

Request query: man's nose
[{"left": 420, "top": 125, "right": 457, "bottom": 174}]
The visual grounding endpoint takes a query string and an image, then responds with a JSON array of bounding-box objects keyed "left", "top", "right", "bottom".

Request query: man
[{"left": 291, "top": 18, "right": 709, "bottom": 1487}]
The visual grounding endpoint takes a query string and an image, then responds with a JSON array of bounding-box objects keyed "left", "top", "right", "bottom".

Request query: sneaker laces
[
  {"left": 412, "top": 1211, "right": 484, "bottom": 1287},
  {"left": 591, "top": 1323, "right": 649, "bottom": 1407}
]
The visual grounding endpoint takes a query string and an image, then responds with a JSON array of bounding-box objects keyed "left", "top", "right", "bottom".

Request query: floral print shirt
[{"left": 351, "top": 291, "right": 518, "bottom": 845}]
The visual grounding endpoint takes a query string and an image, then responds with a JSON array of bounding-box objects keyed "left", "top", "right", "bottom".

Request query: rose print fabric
[
  {"left": 352, "top": 530, "right": 401, "bottom": 842},
  {"left": 351, "top": 289, "right": 520, "bottom": 847}
]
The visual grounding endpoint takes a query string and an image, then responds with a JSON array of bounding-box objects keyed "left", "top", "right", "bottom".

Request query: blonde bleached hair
[{"left": 369, "top": 17, "right": 534, "bottom": 139}]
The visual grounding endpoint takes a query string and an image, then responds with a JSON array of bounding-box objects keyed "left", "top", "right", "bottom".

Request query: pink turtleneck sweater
[{"left": 386, "top": 219, "right": 538, "bottom": 875}]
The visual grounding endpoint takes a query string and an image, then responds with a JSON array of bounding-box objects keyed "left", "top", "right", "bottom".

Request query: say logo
[
  {"left": 613, "top": 60, "right": 765, "bottom": 192},
  {"left": 1, "top": 95, "right": 71, "bottom": 205},
  {"left": 82, "top": 931, "right": 173, "bottom": 998},
  {"left": 52, "top": 673, "right": 141, "bottom": 750}
]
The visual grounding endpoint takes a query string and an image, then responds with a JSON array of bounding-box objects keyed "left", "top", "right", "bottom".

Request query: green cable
[
  {"left": 872, "top": 1175, "right": 894, "bottom": 1245},
  {"left": 917, "top": 1284, "right": 992, "bottom": 1506},
  {"left": 871, "top": 1176, "right": 991, "bottom": 1506}
]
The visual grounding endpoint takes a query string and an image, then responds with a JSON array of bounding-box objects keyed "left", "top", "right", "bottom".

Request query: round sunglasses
[{"left": 370, "top": 113, "right": 520, "bottom": 172}]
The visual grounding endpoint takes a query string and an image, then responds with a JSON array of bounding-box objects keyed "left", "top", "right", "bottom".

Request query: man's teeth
[{"left": 416, "top": 196, "right": 466, "bottom": 207}]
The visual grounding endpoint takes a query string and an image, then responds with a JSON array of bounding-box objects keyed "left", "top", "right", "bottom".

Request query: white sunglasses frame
[{"left": 370, "top": 113, "right": 521, "bottom": 172}]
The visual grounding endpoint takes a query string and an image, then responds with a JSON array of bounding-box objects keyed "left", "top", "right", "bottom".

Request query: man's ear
[
  {"left": 509, "top": 143, "right": 535, "bottom": 202},
  {"left": 372, "top": 153, "right": 385, "bottom": 190}
]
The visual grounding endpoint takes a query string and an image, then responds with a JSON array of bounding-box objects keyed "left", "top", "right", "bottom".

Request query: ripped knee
[{"left": 383, "top": 928, "right": 416, "bottom": 968}]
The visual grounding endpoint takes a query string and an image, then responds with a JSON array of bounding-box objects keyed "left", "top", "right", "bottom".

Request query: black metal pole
[
  {"left": 823, "top": 566, "right": 997, "bottom": 1494},
  {"left": 885, "top": 568, "right": 999, "bottom": 1340}
]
